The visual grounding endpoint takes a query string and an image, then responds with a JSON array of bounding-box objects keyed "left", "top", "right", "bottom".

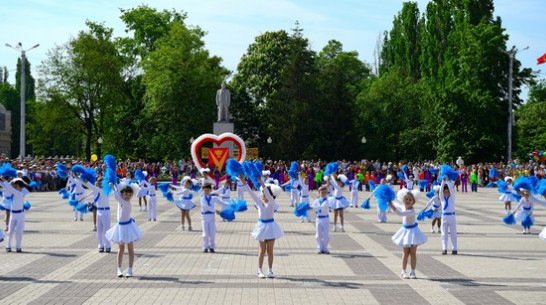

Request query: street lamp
[
  {"left": 267, "top": 137, "right": 272, "bottom": 144},
  {"left": 189, "top": 137, "right": 194, "bottom": 144},
  {"left": 361, "top": 136, "right": 367, "bottom": 144},
  {"left": 97, "top": 137, "right": 103, "bottom": 159},
  {"left": 5, "top": 42, "right": 40, "bottom": 159}
]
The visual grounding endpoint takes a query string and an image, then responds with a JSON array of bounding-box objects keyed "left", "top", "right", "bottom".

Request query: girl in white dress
[
  {"left": 105, "top": 182, "right": 143, "bottom": 278},
  {"left": 172, "top": 177, "right": 196, "bottom": 231},
  {"left": 239, "top": 174, "right": 284, "bottom": 278},
  {"left": 388, "top": 188, "right": 428, "bottom": 279}
]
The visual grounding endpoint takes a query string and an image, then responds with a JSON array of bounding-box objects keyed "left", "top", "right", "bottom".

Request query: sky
[{"left": 1, "top": 0, "right": 544, "bottom": 100}]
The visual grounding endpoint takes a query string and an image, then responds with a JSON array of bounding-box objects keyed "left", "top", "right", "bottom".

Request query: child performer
[
  {"left": 84, "top": 177, "right": 112, "bottom": 252},
  {"left": 499, "top": 177, "right": 514, "bottom": 214},
  {"left": 349, "top": 178, "right": 360, "bottom": 208},
  {"left": 1, "top": 186, "right": 13, "bottom": 232},
  {"left": 299, "top": 177, "right": 311, "bottom": 222},
  {"left": 173, "top": 177, "right": 196, "bottom": 231},
  {"left": 1, "top": 177, "right": 29, "bottom": 252},
  {"left": 366, "top": 175, "right": 394, "bottom": 223},
  {"left": 239, "top": 174, "right": 284, "bottom": 278},
  {"left": 145, "top": 177, "right": 158, "bottom": 221},
  {"left": 425, "top": 185, "right": 442, "bottom": 233},
  {"left": 510, "top": 179, "right": 546, "bottom": 234},
  {"left": 212, "top": 179, "right": 232, "bottom": 207},
  {"left": 313, "top": 185, "right": 331, "bottom": 254},
  {"left": 200, "top": 183, "right": 227, "bottom": 252},
  {"left": 68, "top": 173, "right": 85, "bottom": 221},
  {"left": 329, "top": 174, "right": 350, "bottom": 232},
  {"left": 432, "top": 177, "right": 457, "bottom": 254},
  {"left": 388, "top": 188, "right": 427, "bottom": 279},
  {"left": 281, "top": 175, "right": 301, "bottom": 207},
  {"left": 105, "top": 182, "right": 143, "bottom": 277}
]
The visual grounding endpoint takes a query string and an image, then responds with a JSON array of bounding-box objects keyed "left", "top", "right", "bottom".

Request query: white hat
[
  {"left": 433, "top": 185, "right": 441, "bottom": 192},
  {"left": 397, "top": 188, "right": 421, "bottom": 202},
  {"left": 118, "top": 181, "right": 141, "bottom": 194},
  {"left": 200, "top": 168, "right": 210, "bottom": 174},
  {"left": 11, "top": 177, "right": 27, "bottom": 185},
  {"left": 262, "top": 170, "right": 271, "bottom": 176},
  {"left": 337, "top": 174, "right": 348, "bottom": 183},
  {"left": 263, "top": 183, "right": 282, "bottom": 198},
  {"left": 16, "top": 170, "right": 24, "bottom": 176},
  {"left": 386, "top": 174, "right": 393, "bottom": 181},
  {"left": 504, "top": 176, "right": 513, "bottom": 182},
  {"left": 181, "top": 176, "right": 191, "bottom": 183}
]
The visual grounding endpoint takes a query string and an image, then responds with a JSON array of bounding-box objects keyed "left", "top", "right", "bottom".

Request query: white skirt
[
  {"left": 329, "top": 196, "right": 350, "bottom": 210},
  {"left": 431, "top": 209, "right": 442, "bottom": 219},
  {"left": 251, "top": 220, "right": 284, "bottom": 241},
  {"left": 0, "top": 200, "right": 11, "bottom": 210},
  {"left": 499, "top": 193, "right": 513, "bottom": 202},
  {"left": 105, "top": 219, "right": 142, "bottom": 244},
  {"left": 175, "top": 199, "right": 196, "bottom": 211},
  {"left": 391, "top": 224, "right": 428, "bottom": 247},
  {"left": 515, "top": 209, "right": 532, "bottom": 221},
  {"left": 539, "top": 227, "right": 546, "bottom": 241},
  {"left": 136, "top": 189, "right": 148, "bottom": 198}
]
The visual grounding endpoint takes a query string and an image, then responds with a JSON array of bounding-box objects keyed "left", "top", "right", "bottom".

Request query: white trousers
[
  {"left": 316, "top": 217, "right": 330, "bottom": 251},
  {"left": 96, "top": 210, "right": 111, "bottom": 248},
  {"left": 290, "top": 190, "right": 299, "bottom": 206},
  {"left": 441, "top": 215, "right": 457, "bottom": 251},
  {"left": 147, "top": 196, "right": 157, "bottom": 220},
  {"left": 350, "top": 192, "right": 358, "bottom": 206},
  {"left": 377, "top": 206, "right": 387, "bottom": 222},
  {"left": 202, "top": 214, "right": 216, "bottom": 249},
  {"left": 7, "top": 211, "right": 24, "bottom": 249}
]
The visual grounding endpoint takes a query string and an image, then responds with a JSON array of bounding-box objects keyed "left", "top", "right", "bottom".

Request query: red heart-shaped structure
[{"left": 190, "top": 133, "right": 246, "bottom": 172}]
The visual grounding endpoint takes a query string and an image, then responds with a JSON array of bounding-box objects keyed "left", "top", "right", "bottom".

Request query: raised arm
[{"left": 330, "top": 175, "right": 343, "bottom": 192}]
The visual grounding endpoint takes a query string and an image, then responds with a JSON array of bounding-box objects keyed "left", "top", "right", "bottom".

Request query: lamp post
[
  {"left": 189, "top": 137, "right": 194, "bottom": 144},
  {"left": 5, "top": 42, "right": 40, "bottom": 159},
  {"left": 267, "top": 137, "right": 272, "bottom": 144},
  {"left": 504, "top": 46, "right": 528, "bottom": 162},
  {"left": 97, "top": 137, "right": 103, "bottom": 159}
]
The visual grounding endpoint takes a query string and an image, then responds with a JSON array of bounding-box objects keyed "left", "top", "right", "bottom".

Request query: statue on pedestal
[{"left": 216, "top": 82, "right": 231, "bottom": 122}]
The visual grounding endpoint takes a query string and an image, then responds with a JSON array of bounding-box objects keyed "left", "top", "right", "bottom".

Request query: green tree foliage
[
  {"left": 514, "top": 79, "right": 546, "bottom": 157},
  {"left": 0, "top": 75, "right": 18, "bottom": 157},
  {"left": 38, "top": 21, "right": 124, "bottom": 160}
]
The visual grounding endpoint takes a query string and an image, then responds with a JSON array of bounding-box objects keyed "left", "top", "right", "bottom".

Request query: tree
[
  {"left": 514, "top": 79, "right": 546, "bottom": 157},
  {"left": 38, "top": 21, "right": 125, "bottom": 160}
]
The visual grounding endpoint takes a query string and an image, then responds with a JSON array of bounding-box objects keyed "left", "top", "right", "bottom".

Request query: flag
[{"left": 538, "top": 52, "right": 546, "bottom": 65}]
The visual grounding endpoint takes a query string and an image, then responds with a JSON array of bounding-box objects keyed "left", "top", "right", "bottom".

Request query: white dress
[
  {"left": 105, "top": 188, "right": 142, "bottom": 244},
  {"left": 498, "top": 185, "right": 516, "bottom": 202},
  {"left": 329, "top": 176, "right": 350, "bottom": 210},
  {"left": 391, "top": 205, "right": 428, "bottom": 247},
  {"left": 244, "top": 184, "right": 284, "bottom": 241},
  {"left": 173, "top": 186, "right": 196, "bottom": 211}
]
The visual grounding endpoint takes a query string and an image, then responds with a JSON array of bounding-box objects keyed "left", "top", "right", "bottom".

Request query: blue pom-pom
[
  {"left": 513, "top": 177, "right": 533, "bottom": 193},
  {"left": 486, "top": 181, "right": 496, "bottom": 188},
  {"left": 288, "top": 170, "right": 298, "bottom": 179},
  {"left": 68, "top": 199, "right": 79, "bottom": 207},
  {"left": 191, "top": 184, "right": 200, "bottom": 192},
  {"left": 164, "top": 191, "right": 174, "bottom": 202},
  {"left": 496, "top": 180, "right": 508, "bottom": 193},
  {"left": 426, "top": 190, "right": 435, "bottom": 199},
  {"left": 537, "top": 179, "right": 546, "bottom": 196},
  {"left": 29, "top": 181, "right": 38, "bottom": 188},
  {"left": 429, "top": 168, "right": 438, "bottom": 175},
  {"left": 75, "top": 202, "right": 89, "bottom": 214},
  {"left": 135, "top": 169, "right": 145, "bottom": 182},
  {"left": 294, "top": 202, "right": 309, "bottom": 217},
  {"left": 290, "top": 161, "right": 299, "bottom": 172},
  {"left": 418, "top": 179, "right": 428, "bottom": 190},
  {"left": 284, "top": 184, "right": 292, "bottom": 192},
  {"left": 102, "top": 154, "right": 117, "bottom": 195},
  {"left": 220, "top": 207, "right": 236, "bottom": 221},
  {"left": 226, "top": 159, "right": 244, "bottom": 178},
  {"left": 374, "top": 185, "right": 395, "bottom": 212},
  {"left": 56, "top": 163, "right": 68, "bottom": 179},
  {"left": 401, "top": 164, "right": 408, "bottom": 172},
  {"left": 512, "top": 193, "right": 522, "bottom": 202},
  {"left": 243, "top": 161, "right": 261, "bottom": 188},
  {"left": 62, "top": 192, "right": 70, "bottom": 199},
  {"left": 368, "top": 180, "right": 376, "bottom": 191},
  {"left": 417, "top": 209, "right": 426, "bottom": 221},
  {"left": 397, "top": 172, "right": 405, "bottom": 180},
  {"left": 440, "top": 164, "right": 459, "bottom": 181},
  {"left": 360, "top": 198, "right": 370, "bottom": 209},
  {"left": 158, "top": 183, "right": 170, "bottom": 194},
  {"left": 88, "top": 204, "right": 96, "bottom": 212},
  {"left": 254, "top": 160, "right": 264, "bottom": 173},
  {"left": 83, "top": 168, "right": 97, "bottom": 185},
  {"left": 503, "top": 213, "right": 516, "bottom": 225},
  {"left": 235, "top": 200, "right": 247, "bottom": 212},
  {"left": 425, "top": 209, "right": 434, "bottom": 218},
  {"left": 521, "top": 214, "right": 534, "bottom": 227},
  {"left": 0, "top": 163, "right": 17, "bottom": 178},
  {"left": 528, "top": 176, "right": 539, "bottom": 194},
  {"left": 23, "top": 201, "right": 31, "bottom": 211}
]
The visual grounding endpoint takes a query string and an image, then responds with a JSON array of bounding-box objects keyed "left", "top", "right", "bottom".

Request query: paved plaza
[{"left": 0, "top": 187, "right": 545, "bottom": 304}]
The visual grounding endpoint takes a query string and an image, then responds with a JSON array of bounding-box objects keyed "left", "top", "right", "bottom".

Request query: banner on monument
[
  {"left": 200, "top": 147, "right": 209, "bottom": 159},
  {"left": 208, "top": 147, "right": 230, "bottom": 170}
]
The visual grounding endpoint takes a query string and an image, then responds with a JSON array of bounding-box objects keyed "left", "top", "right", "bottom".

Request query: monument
[
  {"left": 213, "top": 82, "right": 235, "bottom": 155},
  {"left": 0, "top": 104, "right": 12, "bottom": 157}
]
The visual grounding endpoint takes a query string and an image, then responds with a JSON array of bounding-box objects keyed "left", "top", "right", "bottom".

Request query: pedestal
[{"left": 213, "top": 122, "right": 235, "bottom": 157}]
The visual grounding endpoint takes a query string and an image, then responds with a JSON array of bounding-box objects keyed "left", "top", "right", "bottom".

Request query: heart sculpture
[{"left": 190, "top": 133, "right": 246, "bottom": 173}]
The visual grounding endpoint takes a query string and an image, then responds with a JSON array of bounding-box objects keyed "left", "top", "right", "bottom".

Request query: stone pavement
[{"left": 1, "top": 186, "right": 546, "bottom": 304}]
